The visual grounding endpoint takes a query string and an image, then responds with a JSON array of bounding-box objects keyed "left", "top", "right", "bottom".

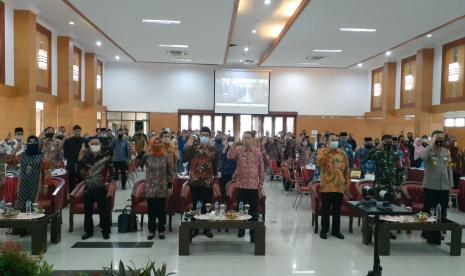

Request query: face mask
[
  {"left": 101, "top": 133, "right": 107, "bottom": 138},
  {"left": 302, "top": 141, "right": 308, "bottom": 147},
  {"left": 375, "top": 142, "right": 380, "bottom": 146},
  {"left": 392, "top": 144, "right": 398, "bottom": 151},
  {"left": 45, "top": 133, "right": 54, "bottom": 139},
  {"left": 16, "top": 135, "right": 23, "bottom": 141},
  {"left": 330, "top": 141, "right": 339, "bottom": 149},
  {"left": 199, "top": 136, "right": 209, "bottom": 145},
  {"left": 407, "top": 135, "right": 413, "bottom": 140},
  {"left": 162, "top": 137, "right": 170, "bottom": 144},
  {"left": 118, "top": 134, "right": 123, "bottom": 139},
  {"left": 383, "top": 144, "right": 392, "bottom": 151},
  {"left": 365, "top": 143, "right": 373, "bottom": 149},
  {"left": 228, "top": 141, "right": 234, "bottom": 146},
  {"left": 435, "top": 140, "right": 444, "bottom": 147},
  {"left": 26, "top": 143, "right": 40, "bottom": 155},
  {"left": 421, "top": 139, "right": 428, "bottom": 143},
  {"left": 90, "top": 145, "right": 101, "bottom": 153}
]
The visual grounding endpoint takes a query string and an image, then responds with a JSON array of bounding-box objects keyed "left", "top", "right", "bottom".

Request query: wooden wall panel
[{"left": 149, "top": 112, "right": 178, "bottom": 134}]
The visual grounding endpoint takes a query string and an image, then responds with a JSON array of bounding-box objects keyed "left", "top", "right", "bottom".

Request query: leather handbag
[{"left": 118, "top": 205, "right": 137, "bottom": 233}]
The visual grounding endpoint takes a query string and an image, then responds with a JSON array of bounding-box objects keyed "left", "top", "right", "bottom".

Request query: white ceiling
[
  {"left": 7, "top": 0, "right": 465, "bottom": 68},
  {"left": 262, "top": 0, "right": 465, "bottom": 68}
]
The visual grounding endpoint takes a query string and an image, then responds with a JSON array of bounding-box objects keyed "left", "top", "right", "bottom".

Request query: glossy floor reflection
[{"left": 1, "top": 174, "right": 465, "bottom": 276}]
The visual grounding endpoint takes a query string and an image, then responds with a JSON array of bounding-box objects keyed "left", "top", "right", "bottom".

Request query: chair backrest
[
  {"left": 401, "top": 181, "right": 423, "bottom": 186},
  {"left": 131, "top": 180, "right": 145, "bottom": 205},
  {"left": 403, "top": 184, "right": 424, "bottom": 204},
  {"left": 281, "top": 164, "right": 291, "bottom": 181},
  {"left": 355, "top": 180, "right": 374, "bottom": 200},
  {"left": 308, "top": 181, "right": 320, "bottom": 212},
  {"left": 407, "top": 168, "right": 424, "bottom": 182},
  {"left": 70, "top": 182, "right": 85, "bottom": 204},
  {"left": 50, "top": 177, "right": 66, "bottom": 211},
  {"left": 302, "top": 168, "right": 315, "bottom": 184},
  {"left": 270, "top": 159, "right": 279, "bottom": 173}
]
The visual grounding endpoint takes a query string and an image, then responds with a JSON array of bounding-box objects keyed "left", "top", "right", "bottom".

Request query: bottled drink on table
[
  {"left": 0, "top": 198, "right": 5, "bottom": 213},
  {"left": 26, "top": 200, "right": 32, "bottom": 214},
  {"left": 214, "top": 201, "right": 220, "bottom": 216},
  {"left": 436, "top": 203, "right": 442, "bottom": 224},
  {"left": 196, "top": 201, "right": 202, "bottom": 215},
  {"left": 239, "top": 201, "right": 244, "bottom": 216}
]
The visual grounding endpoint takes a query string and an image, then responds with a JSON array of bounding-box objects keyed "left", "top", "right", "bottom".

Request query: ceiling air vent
[
  {"left": 243, "top": 59, "right": 255, "bottom": 64},
  {"left": 305, "top": 56, "right": 326, "bottom": 62},
  {"left": 168, "top": 50, "right": 188, "bottom": 57}
]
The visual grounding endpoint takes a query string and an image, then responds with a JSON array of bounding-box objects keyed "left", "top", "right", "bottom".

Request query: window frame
[
  {"left": 96, "top": 60, "right": 103, "bottom": 105},
  {"left": 441, "top": 37, "right": 465, "bottom": 104},
  {"left": 400, "top": 55, "right": 416, "bottom": 108},
  {"left": 36, "top": 23, "right": 52, "bottom": 94},
  {"left": 371, "top": 67, "right": 383, "bottom": 111},
  {"left": 73, "top": 46, "right": 82, "bottom": 100}
]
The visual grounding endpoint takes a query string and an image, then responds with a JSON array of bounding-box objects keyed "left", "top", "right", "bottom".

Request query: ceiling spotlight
[
  {"left": 142, "top": 19, "right": 182, "bottom": 25},
  {"left": 244, "top": 47, "right": 249, "bottom": 52},
  {"left": 115, "top": 55, "right": 120, "bottom": 60},
  {"left": 264, "top": 0, "right": 271, "bottom": 5},
  {"left": 252, "top": 29, "right": 257, "bottom": 34},
  {"left": 96, "top": 41, "right": 102, "bottom": 46},
  {"left": 358, "top": 63, "right": 363, "bottom": 68},
  {"left": 385, "top": 51, "right": 392, "bottom": 56},
  {"left": 426, "top": 34, "right": 432, "bottom": 38},
  {"left": 69, "top": 21, "right": 75, "bottom": 25}
]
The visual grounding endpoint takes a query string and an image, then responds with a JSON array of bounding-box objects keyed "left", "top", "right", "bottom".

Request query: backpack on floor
[{"left": 118, "top": 205, "right": 138, "bottom": 233}]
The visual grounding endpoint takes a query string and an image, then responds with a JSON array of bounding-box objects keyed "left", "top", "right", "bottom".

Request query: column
[
  {"left": 57, "top": 36, "right": 74, "bottom": 131},
  {"left": 414, "top": 48, "right": 434, "bottom": 136},
  {"left": 381, "top": 62, "right": 397, "bottom": 134}
]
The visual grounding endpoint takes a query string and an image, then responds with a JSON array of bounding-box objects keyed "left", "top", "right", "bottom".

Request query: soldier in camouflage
[{"left": 366, "top": 135, "right": 399, "bottom": 195}]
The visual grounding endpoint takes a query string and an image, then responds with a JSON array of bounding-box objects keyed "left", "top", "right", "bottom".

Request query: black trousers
[
  {"left": 191, "top": 186, "right": 213, "bottom": 213},
  {"left": 453, "top": 171, "right": 460, "bottom": 189},
  {"left": 147, "top": 198, "right": 167, "bottom": 233},
  {"left": 84, "top": 188, "right": 110, "bottom": 235},
  {"left": 113, "top": 161, "right": 128, "bottom": 188},
  {"left": 320, "top": 192, "right": 343, "bottom": 235},
  {"left": 66, "top": 162, "right": 78, "bottom": 193},
  {"left": 236, "top": 188, "right": 259, "bottom": 235},
  {"left": 220, "top": 174, "right": 233, "bottom": 200},
  {"left": 422, "top": 188, "right": 449, "bottom": 243}
]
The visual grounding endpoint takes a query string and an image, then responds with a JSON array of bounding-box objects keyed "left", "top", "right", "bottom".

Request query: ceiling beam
[
  {"left": 223, "top": 0, "right": 240, "bottom": 65},
  {"left": 62, "top": 0, "right": 137, "bottom": 62},
  {"left": 258, "top": 0, "right": 311, "bottom": 66}
]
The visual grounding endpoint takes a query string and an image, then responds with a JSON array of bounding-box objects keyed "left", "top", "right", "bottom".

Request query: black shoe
[
  {"left": 148, "top": 233, "right": 155, "bottom": 240},
  {"left": 103, "top": 233, "right": 110, "bottom": 240},
  {"left": 159, "top": 233, "right": 166, "bottom": 240},
  {"left": 190, "top": 229, "right": 199, "bottom": 239},
  {"left": 81, "top": 233, "right": 92, "bottom": 240},
  {"left": 203, "top": 230, "right": 214, "bottom": 238},
  {"left": 320, "top": 233, "right": 328, "bottom": 240},
  {"left": 390, "top": 233, "right": 397, "bottom": 240},
  {"left": 237, "top": 229, "right": 245, "bottom": 238},
  {"left": 427, "top": 239, "right": 441, "bottom": 245},
  {"left": 332, "top": 233, "right": 345, "bottom": 239}
]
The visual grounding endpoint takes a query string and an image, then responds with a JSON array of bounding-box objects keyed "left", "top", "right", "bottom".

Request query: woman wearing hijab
[
  {"left": 15, "top": 136, "right": 44, "bottom": 211},
  {"left": 142, "top": 137, "right": 175, "bottom": 240}
]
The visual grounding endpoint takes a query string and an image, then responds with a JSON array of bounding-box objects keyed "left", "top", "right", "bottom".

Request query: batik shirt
[
  {"left": 355, "top": 147, "right": 377, "bottom": 174},
  {"left": 41, "top": 138, "right": 63, "bottom": 170},
  {"left": 316, "top": 148, "right": 350, "bottom": 193},
  {"left": 142, "top": 153, "right": 174, "bottom": 198},
  {"left": 183, "top": 144, "right": 219, "bottom": 188},
  {"left": 366, "top": 149, "right": 398, "bottom": 192},
  {"left": 339, "top": 142, "right": 354, "bottom": 169}
]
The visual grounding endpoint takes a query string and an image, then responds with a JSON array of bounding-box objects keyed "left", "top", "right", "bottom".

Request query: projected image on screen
[{"left": 214, "top": 70, "right": 270, "bottom": 114}]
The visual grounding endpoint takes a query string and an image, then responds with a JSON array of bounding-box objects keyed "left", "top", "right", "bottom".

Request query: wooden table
[
  {"left": 179, "top": 216, "right": 265, "bottom": 256},
  {"left": 378, "top": 217, "right": 462, "bottom": 256},
  {"left": 0, "top": 211, "right": 61, "bottom": 255}
]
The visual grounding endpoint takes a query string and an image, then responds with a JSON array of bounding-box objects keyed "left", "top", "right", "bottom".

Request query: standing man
[
  {"left": 316, "top": 133, "right": 350, "bottom": 240},
  {"left": 448, "top": 136, "right": 463, "bottom": 188},
  {"left": 348, "top": 133, "right": 357, "bottom": 151},
  {"left": 111, "top": 129, "right": 132, "bottom": 190},
  {"left": 406, "top": 132, "right": 415, "bottom": 167},
  {"left": 41, "top": 127, "right": 64, "bottom": 170},
  {"left": 355, "top": 137, "right": 377, "bottom": 177},
  {"left": 78, "top": 138, "right": 113, "bottom": 240},
  {"left": 132, "top": 128, "right": 148, "bottom": 170},
  {"left": 183, "top": 126, "right": 219, "bottom": 238},
  {"left": 63, "top": 125, "right": 84, "bottom": 193},
  {"left": 55, "top": 126, "right": 66, "bottom": 141},
  {"left": 339, "top": 132, "right": 354, "bottom": 169},
  {"left": 228, "top": 132, "right": 264, "bottom": 242},
  {"left": 420, "top": 130, "right": 453, "bottom": 245}
]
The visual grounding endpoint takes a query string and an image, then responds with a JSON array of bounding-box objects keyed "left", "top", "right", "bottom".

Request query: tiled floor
[{"left": 2, "top": 174, "right": 465, "bottom": 276}]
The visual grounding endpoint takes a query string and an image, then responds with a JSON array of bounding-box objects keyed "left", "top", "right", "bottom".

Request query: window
[
  {"left": 180, "top": 115, "right": 189, "bottom": 131},
  {"left": 191, "top": 115, "right": 200, "bottom": 131},
  {"left": 286, "top": 117, "right": 295, "bottom": 134},
  {"left": 0, "top": 2, "right": 5, "bottom": 84},
  {"left": 240, "top": 115, "right": 252, "bottom": 137},
  {"left": 443, "top": 111, "right": 465, "bottom": 128},
  {"left": 214, "top": 116, "right": 223, "bottom": 134},
  {"left": 73, "top": 46, "right": 81, "bottom": 100},
  {"left": 274, "top": 117, "right": 283, "bottom": 136},
  {"left": 263, "top": 117, "right": 272, "bottom": 136},
  {"left": 225, "top": 116, "right": 234, "bottom": 136},
  {"left": 371, "top": 67, "right": 383, "bottom": 111},
  {"left": 35, "top": 101, "right": 44, "bottom": 136},
  {"left": 442, "top": 37, "right": 465, "bottom": 103},
  {"left": 106, "top": 111, "right": 150, "bottom": 136},
  {"left": 96, "top": 60, "right": 103, "bottom": 105},
  {"left": 202, "top": 115, "right": 212, "bottom": 130},
  {"left": 400, "top": 55, "right": 416, "bottom": 108},
  {"left": 36, "top": 24, "right": 52, "bottom": 93}
]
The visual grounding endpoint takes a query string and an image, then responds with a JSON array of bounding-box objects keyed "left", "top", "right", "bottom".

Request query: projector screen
[{"left": 214, "top": 70, "right": 270, "bottom": 114}]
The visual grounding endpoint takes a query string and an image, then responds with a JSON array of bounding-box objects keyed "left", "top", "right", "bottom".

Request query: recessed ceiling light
[
  {"left": 252, "top": 29, "right": 257, "bottom": 34},
  {"left": 264, "top": 0, "right": 271, "bottom": 5},
  {"left": 96, "top": 41, "right": 102, "bottom": 46},
  {"left": 170, "top": 58, "right": 192, "bottom": 62},
  {"left": 244, "top": 47, "right": 249, "bottom": 52},
  {"left": 142, "top": 19, "right": 182, "bottom": 25},
  {"left": 297, "top": 62, "right": 320, "bottom": 66},
  {"left": 358, "top": 63, "right": 363, "bottom": 68},
  {"left": 240, "top": 59, "right": 244, "bottom": 62},
  {"left": 339, "top": 27, "right": 377, "bottom": 32},
  {"left": 426, "top": 34, "right": 432, "bottom": 38},
  {"left": 312, "top": 49, "right": 343, "bottom": 53},
  {"left": 385, "top": 50, "right": 392, "bottom": 56},
  {"left": 69, "top": 21, "right": 75, "bottom": 25},
  {"left": 115, "top": 55, "right": 120, "bottom": 60},
  {"left": 158, "top": 44, "right": 189, "bottom": 48}
]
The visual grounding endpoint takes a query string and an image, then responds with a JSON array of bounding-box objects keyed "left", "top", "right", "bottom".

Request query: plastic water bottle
[
  {"left": 239, "top": 201, "right": 244, "bottom": 215},
  {"left": 436, "top": 203, "right": 441, "bottom": 224},
  {"left": 214, "top": 201, "right": 220, "bottom": 216},
  {"left": 0, "top": 198, "right": 5, "bottom": 213},
  {"left": 26, "top": 200, "right": 32, "bottom": 214},
  {"left": 196, "top": 201, "right": 202, "bottom": 215}
]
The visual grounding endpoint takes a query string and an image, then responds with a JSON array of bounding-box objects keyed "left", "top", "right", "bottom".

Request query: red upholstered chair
[
  {"left": 68, "top": 181, "right": 117, "bottom": 232},
  {"left": 38, "top": 177, "right": 66, "bottom": 212},
  {"left": 401, "top": 183, "right": 424, "bottom": 213},
  {"left": 228, "top": 187, "right": 266, "bottom": 221},
  {"left": 292, "top": 169, "right": 311, "bottom": 210},
  {"left": 270, "top": 159, "right": 283, "bottom": 182},
  {"left": 407, "top": 168, "right": 424, "bottom": 182},
  {"left": 130, "top": 180, "right": 174, "bottom": 232},
  {"left": 309, "top": 181, "right": 355, "bottom": 234},
  {"left": 302, "top": 168, "right": 315, "bottom": 185}
]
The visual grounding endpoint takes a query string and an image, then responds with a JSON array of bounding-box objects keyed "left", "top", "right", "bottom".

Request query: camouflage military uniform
[
  {"left": 355, "top": 147, "right": 377, "bottom": 175},
  {"left": 339, "top": 142, "right": 354, "bottom": 169},
  {"left": 366, "top": 149, "right": 398, "bottom": 193}
]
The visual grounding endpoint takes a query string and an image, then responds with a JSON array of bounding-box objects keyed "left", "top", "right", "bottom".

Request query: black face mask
[
  {"left": 118, "top": 134, "right": 124, "bottom": 140},
  {"left": 375, "top": 142, "right": 380, "bottom": 146},
  {"left": 26, "top": 143, "right": 40, "bottom": 155},
  {"left": 365, "top": 144, "right": 373, "bottom": 149},
  {"left": 45, "top": 133, "right": 54, "bottom": 139},
  {"left": 407, "top": 136, "right": 413, "bottom": 140},
  {"left": 435, "top": 140, "right": 444, "bottom": 147},
  {"left": 383, "top": 144, "right": 392, "bottom": 151}
]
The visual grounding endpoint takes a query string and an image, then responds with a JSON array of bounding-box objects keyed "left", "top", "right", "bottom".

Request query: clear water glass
[
  {"left": 244, "top": 204, "right": 250, "bottom": 216},
  {"left": 429, "top": 207, "right": 436, "bottom": 217},
  {"left": 26, "top": 200, "right": 32, "bottom": 214}
]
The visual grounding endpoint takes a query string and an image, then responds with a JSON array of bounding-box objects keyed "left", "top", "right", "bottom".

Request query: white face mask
[
  {"left": 90, "top": 145, "right": 101, "bottom": 153},
  {"left": 16, "top": 135, "right": 23, "bottom": 141},
  {"left": 330, "top": 141, "right": 339, "bottom": 149},
  {"left": 228, "top": 141, "right": 234, "bottom": 146},
  {"left": 302, "top": 141, "right": 308, "bottom": 147}
]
